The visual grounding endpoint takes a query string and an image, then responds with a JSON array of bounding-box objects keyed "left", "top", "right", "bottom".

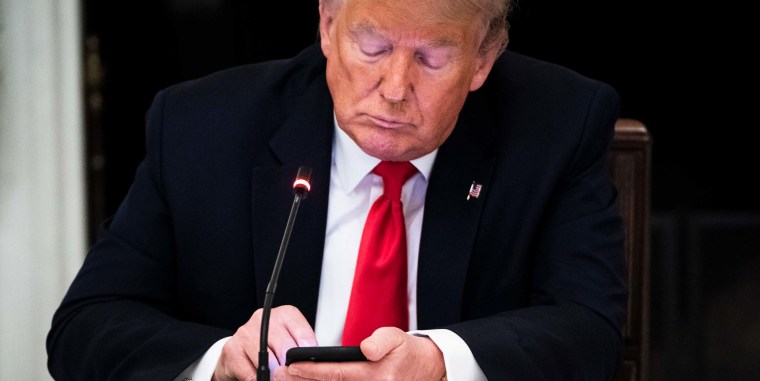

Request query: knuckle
[
  {"left": 280, "top": 304, "right": 298, "bottom": 314},
  {"left": 294, "top": 332, "right": 313, "bottom": 343},
  {"left": 327, "top": 367, "right": 346, "bottom": 381}
]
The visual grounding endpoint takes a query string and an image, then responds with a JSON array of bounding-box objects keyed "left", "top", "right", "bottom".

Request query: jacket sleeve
[{"left": 46, "top": 90, "right": 232, "bottom": 381}]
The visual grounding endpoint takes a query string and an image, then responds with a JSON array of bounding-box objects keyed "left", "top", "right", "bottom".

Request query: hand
[
  {"left": 279, "top": 327, "right": 446, "bottom": 381},
  {"left": 213, "top": 305, "right": 318, "bottom": 381}
]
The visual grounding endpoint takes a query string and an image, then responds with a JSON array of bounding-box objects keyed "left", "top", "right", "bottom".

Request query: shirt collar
[{"left": 333, "top": 115, "right": 437, "bottom": 194}]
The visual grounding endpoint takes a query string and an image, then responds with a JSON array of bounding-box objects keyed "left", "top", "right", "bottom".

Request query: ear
[
  {"left": 319, "top": 1, "right": 336, "bottom": 57},
  {"left": 469, "top": 45, "right": 501, "bottom": 92}
]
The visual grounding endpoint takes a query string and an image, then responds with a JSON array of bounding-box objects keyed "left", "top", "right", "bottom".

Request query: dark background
[{"left": 81, "top": 1, "right": 759, "bottom": 380}]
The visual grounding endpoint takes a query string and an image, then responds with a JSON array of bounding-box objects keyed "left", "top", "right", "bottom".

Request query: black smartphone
[{"left": 285, "top": 346, "right": 367, "bottom": 365}]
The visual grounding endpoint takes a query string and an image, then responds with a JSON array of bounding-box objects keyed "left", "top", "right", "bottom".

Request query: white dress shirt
[{"left": 174, "top": 121, "right": 486, "bottom": 380}]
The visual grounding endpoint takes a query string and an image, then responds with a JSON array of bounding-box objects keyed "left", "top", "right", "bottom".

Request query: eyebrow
[
  {"left": 349, "top": 22, "right": 382, "bottom": 37},
  {"left": 348, "top": 22, "right": 459, "bottom": 49}
]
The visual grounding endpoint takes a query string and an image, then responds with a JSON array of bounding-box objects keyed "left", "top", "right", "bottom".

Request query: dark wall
[
  {"left": 83, "top": 1, "right": 759, "bottom": 380},
  {"left": 83, "top": 0, "right": 320, "bottom": 233}
]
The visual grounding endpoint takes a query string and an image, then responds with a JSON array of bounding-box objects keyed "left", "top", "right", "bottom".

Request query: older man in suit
[{"left": 47, "top": 0, "right": 627, "bottom": 380}]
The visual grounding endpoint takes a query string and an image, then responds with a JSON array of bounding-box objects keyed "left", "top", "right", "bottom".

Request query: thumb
[{"left": 360, "top": 327, "right": 406, "bottom": 362}]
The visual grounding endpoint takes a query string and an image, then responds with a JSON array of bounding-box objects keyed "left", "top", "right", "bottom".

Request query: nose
[{"left": 379, "top": 52, "right": 413, "bottom": 103}]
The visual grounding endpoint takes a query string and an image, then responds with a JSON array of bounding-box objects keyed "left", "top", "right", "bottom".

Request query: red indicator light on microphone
[{"left": 293, "top": 178, "right": 311, "bottom": 192}]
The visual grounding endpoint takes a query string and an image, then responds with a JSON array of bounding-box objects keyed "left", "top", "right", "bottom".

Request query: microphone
[{"left": 257, "top": 165, "right": 312, "bottom": 381}]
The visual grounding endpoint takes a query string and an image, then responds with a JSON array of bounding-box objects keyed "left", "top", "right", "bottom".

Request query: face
[{"left": 319, "top": 0, "right": 499, "bottom": 161}]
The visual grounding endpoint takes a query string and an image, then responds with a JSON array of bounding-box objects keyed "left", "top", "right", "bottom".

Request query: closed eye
[
  {"left": 360, "top": 46, "right": 388, "bottom": 57},
  {"left": 416, "top": 52, "right": 449, "bottom": 70},
  {"left": 349, "top": 24, "right": 391, "bottom": 59}
]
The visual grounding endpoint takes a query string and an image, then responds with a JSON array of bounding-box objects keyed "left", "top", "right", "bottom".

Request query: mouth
[{"left": 366, "top": 114, "right": 410, "bottom": 129}]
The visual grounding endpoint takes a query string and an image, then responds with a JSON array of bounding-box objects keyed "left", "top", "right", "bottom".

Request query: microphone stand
[{"left": 257, "top": 167, "right": 311, "bottom": 381}]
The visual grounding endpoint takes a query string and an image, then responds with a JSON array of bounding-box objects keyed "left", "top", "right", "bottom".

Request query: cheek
[
  {"left": 419, "top": 82, "right": 469, "bottom": 122},
  {"left": 415, "top": 82, "right": 470, "bottom": 142},
  {"left": 328, "top": 56, "right": 379, "bottom": 102}
]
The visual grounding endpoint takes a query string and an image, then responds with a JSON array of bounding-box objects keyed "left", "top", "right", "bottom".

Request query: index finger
[{"left": 267, "top": 305, "right": 319, "bottom": 364}]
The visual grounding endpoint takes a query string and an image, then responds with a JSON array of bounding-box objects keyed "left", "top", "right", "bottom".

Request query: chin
[
  {"left": 349, "top": 125, "right": 427, "bottom": 160},
  {"left": 362, "top": 148, "right": 404, "bottom": 161},
  {"left": 358, "top": 143, "right": 407, "bottom": 161}
]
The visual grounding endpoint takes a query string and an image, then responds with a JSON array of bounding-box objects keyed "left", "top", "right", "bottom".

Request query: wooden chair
[{"left": 610, "top": 119, "right": 652, "bottom": 381}]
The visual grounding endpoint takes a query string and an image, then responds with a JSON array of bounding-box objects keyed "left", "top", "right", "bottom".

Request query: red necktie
[{"left": 342, "top": 161, "right": 418, "bottom": 346}]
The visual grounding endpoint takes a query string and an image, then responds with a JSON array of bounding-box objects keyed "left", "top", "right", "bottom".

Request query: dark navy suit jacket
[{"left": 47, "top": 43, "right": 627, "bottom": 380}]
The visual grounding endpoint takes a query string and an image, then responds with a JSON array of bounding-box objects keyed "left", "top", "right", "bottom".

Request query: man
[{"left": 47, "top": 0, "right": 627, "bottom": 380}]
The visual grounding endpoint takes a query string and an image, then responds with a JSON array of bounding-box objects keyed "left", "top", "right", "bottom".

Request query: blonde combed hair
[{"left": 320, "top": 0, "right": 512, "bottom": 56}]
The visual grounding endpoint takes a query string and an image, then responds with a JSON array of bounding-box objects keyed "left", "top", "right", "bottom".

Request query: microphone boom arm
[{"left": 257, "top": 166, "right": 312, "bottom": 381}]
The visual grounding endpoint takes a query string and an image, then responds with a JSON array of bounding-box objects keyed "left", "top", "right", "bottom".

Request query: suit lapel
[
  {"left": 250, "top": 77, "right": 334, "bottom": 326},
  {"left": 417, "top": 92, "right": 498, "bottom": 329}
]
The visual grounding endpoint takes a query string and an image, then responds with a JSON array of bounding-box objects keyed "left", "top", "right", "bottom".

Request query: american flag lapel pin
[{"left": 467, "top": 181, "right": 482, "bottom": 200}]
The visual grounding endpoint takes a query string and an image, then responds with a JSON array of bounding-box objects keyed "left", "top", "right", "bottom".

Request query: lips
[{"left": 366, "top": 114, "right": 410, "bottom": 128}]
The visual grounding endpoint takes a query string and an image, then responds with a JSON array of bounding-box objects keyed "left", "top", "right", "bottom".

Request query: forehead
[{"left": 339, "top": 0, "right": 483, "bottom": 45}]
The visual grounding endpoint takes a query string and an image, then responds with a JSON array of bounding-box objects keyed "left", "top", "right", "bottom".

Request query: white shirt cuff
[
  {"left": 173, "top": 336, "right": 231, "bottom": 381},
  {"left": 411, "top": 329, "right": 487, "bottom": 381}
]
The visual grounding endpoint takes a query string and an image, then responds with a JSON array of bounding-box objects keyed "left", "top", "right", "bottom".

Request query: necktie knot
[{"left": 373, "top": 161, "right": 417, "bottom": 201}]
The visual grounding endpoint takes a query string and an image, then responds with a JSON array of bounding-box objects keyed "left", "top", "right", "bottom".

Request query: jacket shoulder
[
  {"left": 486, "top": 50, "right": 618, "bottom": 102},
  {"left": 158, "top": 43, "right": 327, "bottom": 106}
]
